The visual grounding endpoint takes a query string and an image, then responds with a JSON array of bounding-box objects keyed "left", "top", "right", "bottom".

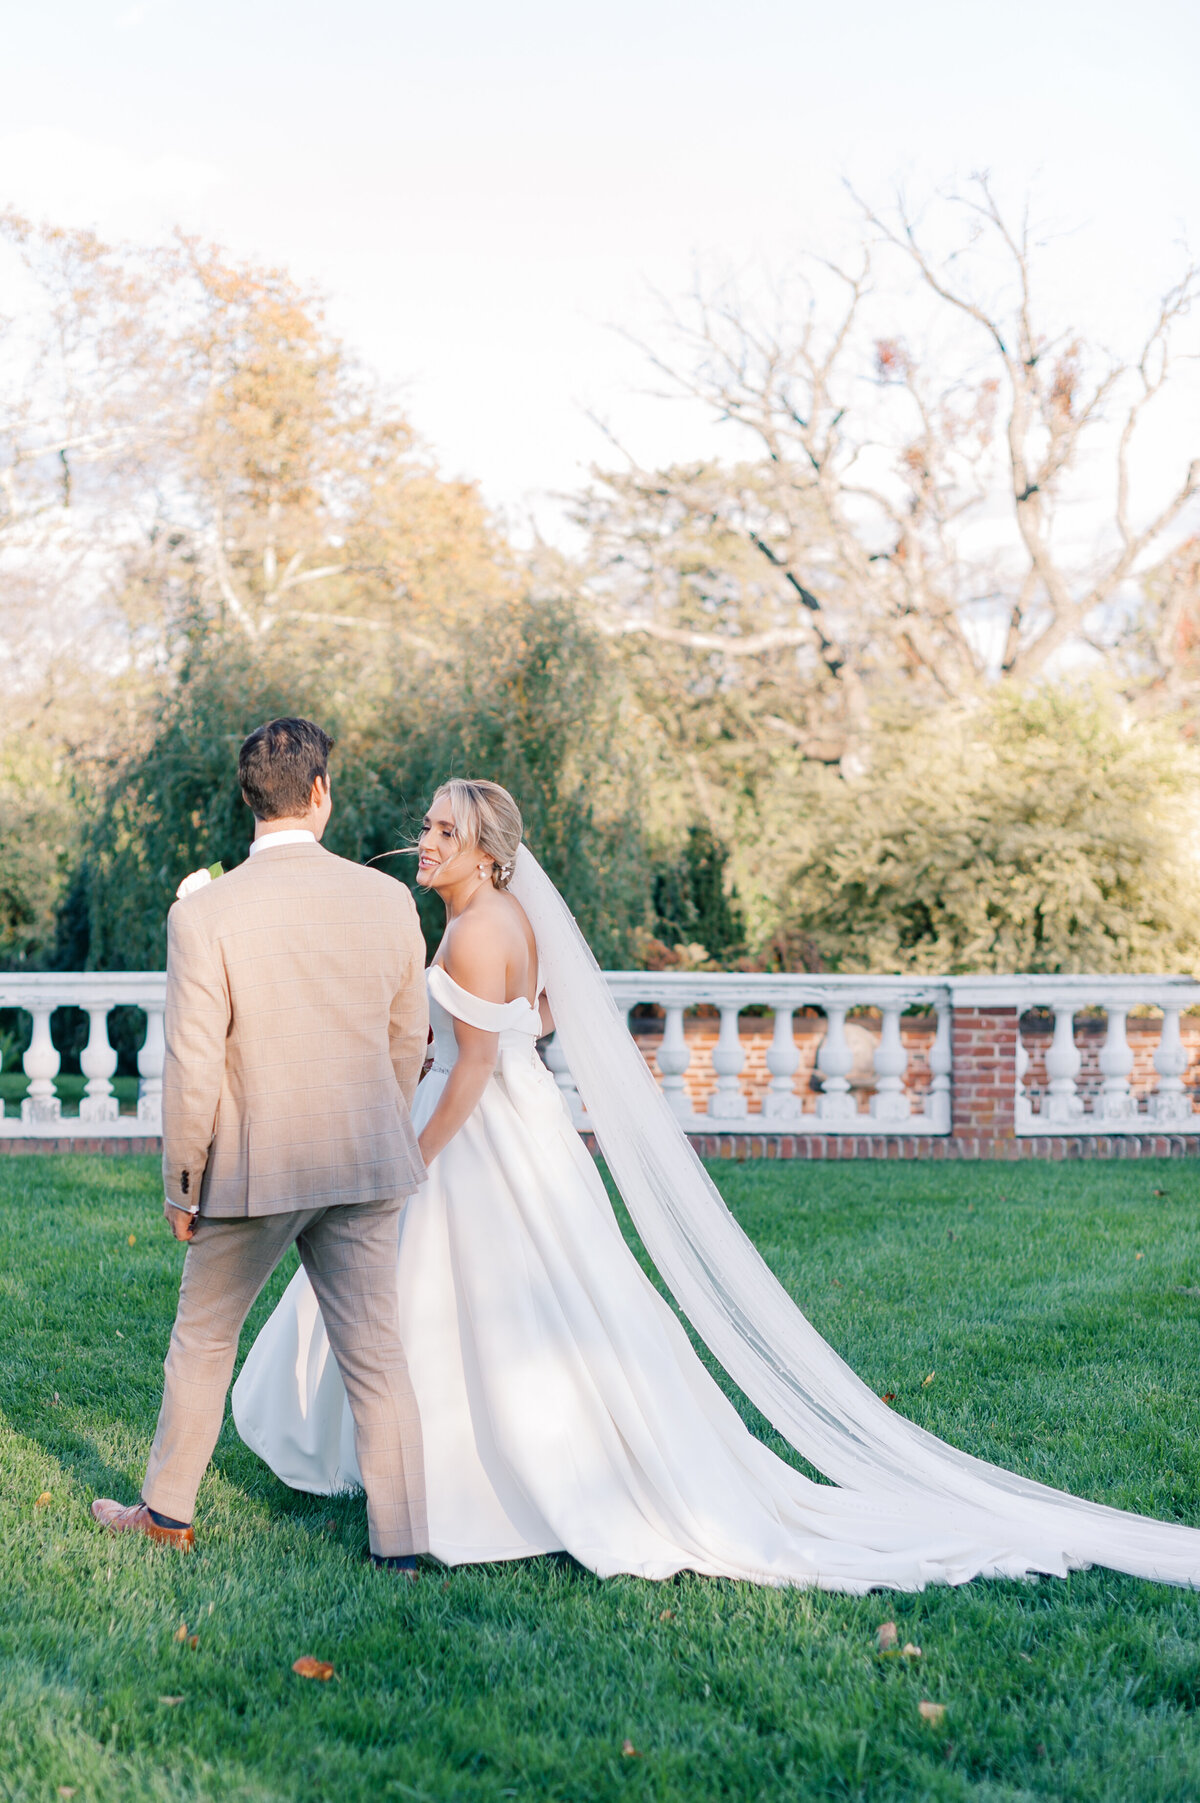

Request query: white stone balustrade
[
  {"left": 952, "top": 975, "right": 1200, "bottom": 1136},
  {"left": 2, "top": 970, "right": 1198, "bottom": 1141},
  {"left": 0, "top": 974, "right": 166, "bottom": 1138},
  {"left": 553, "top": 974, "right": 953, "bottom": 1135}
]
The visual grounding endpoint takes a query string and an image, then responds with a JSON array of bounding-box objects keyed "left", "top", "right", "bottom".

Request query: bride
[{"left": 233, "top": 780, "right": 1200, "bottom": 1590}]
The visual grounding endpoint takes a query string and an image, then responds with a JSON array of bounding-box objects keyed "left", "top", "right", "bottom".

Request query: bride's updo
[{"left": 432, "top": 779, "right": 523, "bottom": 889}]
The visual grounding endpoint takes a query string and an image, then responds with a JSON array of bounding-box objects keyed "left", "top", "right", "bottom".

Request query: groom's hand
[{"left": 163, "top": 1198, "right": 198, "bottom": 1242}]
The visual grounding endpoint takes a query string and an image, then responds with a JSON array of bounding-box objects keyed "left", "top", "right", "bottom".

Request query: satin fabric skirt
[{"left": 233, "top": 1055, "right": 1071, "bottom": 1591}]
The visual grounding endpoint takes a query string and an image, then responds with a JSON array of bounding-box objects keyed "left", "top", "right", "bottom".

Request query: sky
[{"left": 1, "top": 0, "right": 1196, "bottom": 537}]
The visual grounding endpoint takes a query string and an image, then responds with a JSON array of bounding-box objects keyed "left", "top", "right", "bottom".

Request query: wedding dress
[{"left": 232, "top": 850, "right": 1200, "bottom": 1590}]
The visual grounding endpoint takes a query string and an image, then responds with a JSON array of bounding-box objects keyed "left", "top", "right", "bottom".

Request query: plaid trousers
[{"left": 142, "top": 1198, "right": 427, "bottom": 1557}]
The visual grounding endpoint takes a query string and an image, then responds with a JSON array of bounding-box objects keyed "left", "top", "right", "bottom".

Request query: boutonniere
[{"left": 176, "top": 862, "right": 225, "bottom": 901}]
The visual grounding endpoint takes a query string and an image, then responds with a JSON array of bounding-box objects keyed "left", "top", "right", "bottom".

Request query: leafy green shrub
[{"left": 767, "top": 690, "right": 1200, "bottom": 973}]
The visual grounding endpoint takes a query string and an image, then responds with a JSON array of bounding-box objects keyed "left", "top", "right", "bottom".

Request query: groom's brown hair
[{"left": 238, "top": 717, "right": 334, "bottom": 820}]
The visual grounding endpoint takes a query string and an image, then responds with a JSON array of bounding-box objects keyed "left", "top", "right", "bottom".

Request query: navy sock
[
  {"left": 147, "top": 1506, "right": 191, "bottom": 1531},
  {"left": 371, "top": 1553, "right": 418, "bottom": 1572}
]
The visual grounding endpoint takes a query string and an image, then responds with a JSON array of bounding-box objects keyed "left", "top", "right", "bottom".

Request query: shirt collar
[{"left": 248, "top": 829, "right": 317, "bottom": 857}]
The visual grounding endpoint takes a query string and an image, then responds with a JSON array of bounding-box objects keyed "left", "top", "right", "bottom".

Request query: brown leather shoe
[{"left": 91, "top": 1498, "right": 195, "bottom": 1551}]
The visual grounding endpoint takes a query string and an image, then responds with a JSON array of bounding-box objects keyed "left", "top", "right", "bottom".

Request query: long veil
[{"left": 509, "top": 846, "right": 1200, "bottom": 1585}]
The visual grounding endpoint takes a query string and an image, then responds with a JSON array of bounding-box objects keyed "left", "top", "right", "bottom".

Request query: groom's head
[{"left": 239, "top": 717, "right": 334, "bottom": 825}]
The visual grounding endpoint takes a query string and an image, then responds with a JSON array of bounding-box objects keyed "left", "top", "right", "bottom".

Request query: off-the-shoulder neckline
[{"left": 429, "top": 961, "right": 541, "bottom": 1012}]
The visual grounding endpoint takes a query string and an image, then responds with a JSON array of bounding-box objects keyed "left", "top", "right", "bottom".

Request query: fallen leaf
[
  {"left": 621, "top": 1740, "right": 642, "bottom": 1759},
  {"left": 174, "top": 1622, "right": 188, "bottom": 1642},
  {"left": 158, "top": 1695, "right": 185, "bottom": 1706},
  {"left": 658, "top": 1609, "right": 675, "bottom": 1621},
  {"left": 57, "top": 1790, "right": 77, "bottom": 1799},
  {"left": 51, "top": 1392, "right": 60, "bottom": 1407},
  {"left": 876, "top": 1621, "right": 899, "bottom": 1652},
  {"left": 922, "top": 1372, "right": 936, "bottom": 1387},
  {"left": 441, "top": 1580, "right": 451, "bottom": 1590},
  {"left": 918, "top": 1701, "right": 947, "bottom": 1726},
  {"left": 901, "top": 1642, "right": 922, "bottom": 1658},
  {"left": 323, "top": 1518, "right": 338, "bottom": 1532},
  {"left": 188, "top": 1635, "right": 199, "bottom": 1650},
  {"left": 35, "top": 1492, "right": 52, "bottom": 1508},
  {"left": 1018, "top": 1651, "right": 1032, "bottom": 1663},
  {"left": 880, "top": 1392, "right": 897, "bottom": 1406},
  {"left": 128, "top": 1234, "right": 136, "bottom": 1247},
  {"left": 115, "top": 1330, "right": 125, "bottom": 1339},
  {"left": 1136, "top": 1252, "right": 1144, "bottom": 1260},
  {"left": 1153, "top": 1188, "right": 1169, "bottom": 1197},
  {"left": 292, "top": 1656, "right": 335, "bottom": 1681}
]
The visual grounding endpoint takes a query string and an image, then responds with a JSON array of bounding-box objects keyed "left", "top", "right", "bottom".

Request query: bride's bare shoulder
[
  {"left": 442, "top": 894, "right": 533, "bottom": 1003},
  {"left": 442, "top": 907, "right": 508, "bottom": 1003}
]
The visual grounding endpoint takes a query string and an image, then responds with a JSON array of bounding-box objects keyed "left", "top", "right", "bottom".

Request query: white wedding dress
[{"left": 233, "top": 850, "right": 1200, "bottom": 1592}]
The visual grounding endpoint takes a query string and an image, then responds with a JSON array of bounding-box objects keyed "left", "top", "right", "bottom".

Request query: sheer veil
[{"left": 509, "top": 845, "right": 1200, "bottom": 1585}]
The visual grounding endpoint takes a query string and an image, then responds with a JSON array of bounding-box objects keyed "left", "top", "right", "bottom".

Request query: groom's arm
[
  {"left": 387, "top": 886, "right": 429, "bottom": 1110},
  {"left": 162, "top": 901, "right": 230, "bottom": 1215}
]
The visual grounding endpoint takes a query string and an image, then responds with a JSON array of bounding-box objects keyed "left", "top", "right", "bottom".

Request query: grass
[{"left": 1, "top": 1155, "right": 1199, "bottom": 1802}]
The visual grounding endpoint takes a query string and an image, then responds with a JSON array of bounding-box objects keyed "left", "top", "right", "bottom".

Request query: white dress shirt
[{"left": 248, "top": 830, "right": 317, "bottom": 857}]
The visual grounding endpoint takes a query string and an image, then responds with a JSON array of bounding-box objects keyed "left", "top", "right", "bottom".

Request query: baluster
[
  {"left": 870, "top": 1003, "right": 911, "bottom": 1122},
  {"left": 925, "top": 1002, "right": 952, "bottom": 1132},
  {"left": 1094, "top": 1004, "right": 1137, "bottom": 1121},
  {"left": 20, "top": 1005, "right": 61, "bottom": 1124},
  {"left": 816, "top": 1004, "right": 855, "bottom": 1121},
  {"left": 1149, "top": 1004, "right": 1192, "bottom": 1122},
  {"left": 1014, "top": 1028, "right": 1033, "bottom": 1128},
  {"left": 1043, "top": 1004, "right": 1083, "bottom": 1122},
  {"left": 79, "top": 1003, "right": 119, "bottom": 1123},
  {"left": 708, "top": 1003, "right": 747, "bottom": 1120},
  {"left": 657, "top": 1005, "right": 694, "bottom": 1124},
  {"left": 763, "top": 1006, "right": 801, "bottom": 1120},
  {"left": 137, "top": 1006, "right": 166, "bottom": 1127}
]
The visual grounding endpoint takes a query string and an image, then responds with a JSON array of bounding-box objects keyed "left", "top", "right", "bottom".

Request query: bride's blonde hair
[{"left": 432, "top": 779, "right": 523, "bottom": 889}]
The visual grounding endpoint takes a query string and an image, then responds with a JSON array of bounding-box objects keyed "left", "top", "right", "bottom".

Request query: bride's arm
[{"left": 415, "top": 922, "right": 503, "bottom": 1167}]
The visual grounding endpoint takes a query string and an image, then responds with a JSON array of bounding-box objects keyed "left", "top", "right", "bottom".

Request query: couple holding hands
[{"left": 94, "top": 717, "right": 1200, "bottom": 1595}]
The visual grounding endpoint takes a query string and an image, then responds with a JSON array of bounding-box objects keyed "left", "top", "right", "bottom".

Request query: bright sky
[{"left": 2, "top": 0, "right": 1196, "bottom": 535}]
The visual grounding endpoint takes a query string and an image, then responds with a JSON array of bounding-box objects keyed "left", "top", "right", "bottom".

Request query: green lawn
[{"left": 2, "top": 1155, "right": 1199, "bottom": 1802}]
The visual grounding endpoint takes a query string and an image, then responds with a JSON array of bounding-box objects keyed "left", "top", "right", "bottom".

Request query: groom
[{"left": 92, "top": 717, "right": 430, "bottom": 1571}]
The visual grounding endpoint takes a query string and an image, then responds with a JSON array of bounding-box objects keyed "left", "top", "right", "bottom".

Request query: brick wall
[{"left": 951, "top": 1006, "right": 1017, "bottom": 1137}]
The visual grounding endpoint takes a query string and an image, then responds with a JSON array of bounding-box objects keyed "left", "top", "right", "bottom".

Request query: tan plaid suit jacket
[{"left": 162, "top": 841, "right": 428, "bottom": 1217}]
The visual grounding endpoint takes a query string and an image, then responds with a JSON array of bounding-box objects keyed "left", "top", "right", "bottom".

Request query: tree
[
  {"left": 764, "top": 689, "right": 1200, "bottom": 975},
  {"left": 0, "top": 214, "right": 518, "bottom": 966},
  {"left": 75, "top": 593, "right": 652, "bottom": 971},
  {"left": 579, "top": 179, "right": 1200, "bottom": 775}
]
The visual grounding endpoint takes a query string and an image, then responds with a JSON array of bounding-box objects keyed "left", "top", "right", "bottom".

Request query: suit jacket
[{"left": 162, "top": 841, "right": 429, "bottom": 1218}]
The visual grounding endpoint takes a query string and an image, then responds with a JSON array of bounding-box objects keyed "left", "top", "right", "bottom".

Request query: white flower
[{"left": 176, "top": 868, "right": 214, "bottom": 901}]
